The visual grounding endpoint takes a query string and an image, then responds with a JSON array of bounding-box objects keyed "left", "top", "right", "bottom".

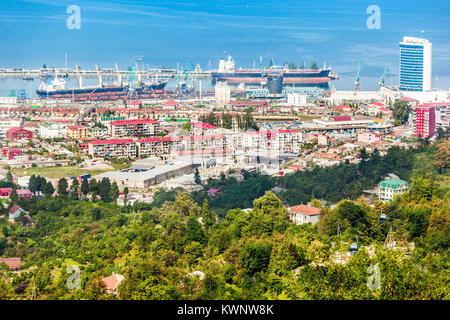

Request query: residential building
[
  {"left": 67, "top": 125, "right": 90, "bottom": 139},
  {"left": 287, "top": 93, "right": 307, "bottom": 106},
  {"left": 6, "top": 127, "right": 33, "bottom": 140},
  {"left": 9, "top": 205, "right": 27, "bottom": 220},
  {"left": 399, "top": 36, "right": 432, "bottom": 92},
  {"left": 378, "top": 178, "right": 409, "bottom": 202},
  {"left": 2, "top": 147, "right": 21, "bottom": 160},
  {"left": 0, "top": 118, "right": 22, "bottom": 139},
  {"left": 215, "top": 81, "right": 231, "bottom": 106},
  {"left": 358, "top": 131, "right": 382, "bottom": 144},
  {"left": 242, "top": 129, "right": 303, "bottom": 153},
  {"left": 101, "top": 273, "right": 125, "bottom": 295},
  {"left": 312, "top": 152, "right": 341, "bottom": 167},
  {"left": 288, "top": 205, "right": 321, "bottom": 225},
  {"left": 412, "top": 105, "right": 436, "bottom": 137},
  {"left": 90, "top": 127, "right": 109, "bottom": 138},
  {"left": 0, "top": 258, "right": 21, "bottom": 271},
  {"left": 110, "top": 119, "right": 161, "bottom": 137},
  {"left": 39, "top": 122, "right": 67, "bottom": 139},
  {"left": 137, "top": 136, "right": 173, "bottom": 157},
  {"left": 88, "top": 139, "right": 137, "bottom": 159}
]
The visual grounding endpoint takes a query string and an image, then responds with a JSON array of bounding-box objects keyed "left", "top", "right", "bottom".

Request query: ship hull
[
  {"left": 36, "top": 82, "right": 167, "bottom": 101},
  {"left": 211, "top": 69, "right": 336, "bottom": 87}
]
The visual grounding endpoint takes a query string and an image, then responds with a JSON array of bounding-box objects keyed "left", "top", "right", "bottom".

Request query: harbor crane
[
  {"left": 354, "top": 62, "right": 361, "bottom": 91},
  {"left": 379, "top": 61, "right": 387, "bottom": 88},
  {"left": 176, "top": 59, "right": 199, "bottom": 96}
]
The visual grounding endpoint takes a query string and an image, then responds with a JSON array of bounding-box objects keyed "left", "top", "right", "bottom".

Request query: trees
[
  {"left": 70, "top": 178, "right": 79, "bottom": 200},
  {"left": 29, "top": 175, "right": 38, "bottom": 195},
  {"left": 99, "top": 178, "right": 111, "bottom": 203},
  {"left": 123, "top": 187, "right": 129, "bottom": 206},
  {"left": 392, "top": 100, "right": 411, "bottom": 125},
  {"left": 81, "top": 178, "right": 89, "bottom": 198},
  {"left": 57, "top": 178, "right": 68, "bottom": 196},
  {"left": 110, "top": 182, "right": 119, "bottom": 203},
  {"left": 410, "top": 176, "right": 433, "bottom": 201},
  {"left": 310, "top": 61, "right": 318, "bottom": 70},
  {"left": 42, "top": 181, "right": 54, "bottom": 196},
  {"left": 194, "top": 168, "right": 201, "bottom": 185},
  {"left": 6, "top": 170, "right": 13, "bottom": 183},
  {"left": 201, "top": 199, "right": 215, "bottom": 231},
  {"left": 434, "top": 140, "right": 450, "bottom": 172}
]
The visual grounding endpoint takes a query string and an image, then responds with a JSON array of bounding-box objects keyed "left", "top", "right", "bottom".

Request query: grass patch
[{"left": 13, "top": 166, "right": 110, "bottom": 179}]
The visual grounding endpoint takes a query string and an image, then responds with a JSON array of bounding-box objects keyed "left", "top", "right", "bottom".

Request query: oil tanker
[
  {"left": 36, "top": 76, "right": 167, "bottom": 101},
  {"left": 211, "top": 56, "right": 338, "bottom": 88}
]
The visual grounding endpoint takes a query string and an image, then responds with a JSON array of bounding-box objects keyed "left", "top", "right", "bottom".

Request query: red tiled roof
[
  {"left": 207, "top": 188, "right": 222, "bottom": 194},
  {"left": 101, "top": 274, "right": 124, "bottom": 291},
  {"left": 16, "top": 189, "right": 31, "bottom": 195},
  {"left": 288, "top": 204, "right": 321, "bottom": 215},
  {"left": 164, "top": 100, "right": 179, "bottom": 106},
  {"left": 0, "top": 258, "right": 21, "bottom": 269},
  {"left": 9, "top": 204, "right": 21, "bottom": 214},
  {"left": 192, "top": 121, "right": 217, "bottom": 129}
]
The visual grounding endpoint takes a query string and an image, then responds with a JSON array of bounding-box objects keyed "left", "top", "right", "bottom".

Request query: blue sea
[{"left": 1, "top": 0, "right": 449, "bottom": 96}]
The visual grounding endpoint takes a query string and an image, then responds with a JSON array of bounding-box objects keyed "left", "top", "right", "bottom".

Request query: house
[
  {"left": 317, "top": 134, "right": 329, "bottom": 147},
  {"left": 0, "top": 257, "right": 21, "bottom": 271},
  {"left": 288, "top": 205, "right": 321, "bottom": 225},
  {"left": 9, "top": 205, "right": 27, "bottom": 220},
  {"left": 16, "top": 189, "right": 32, "bottom": 199},
  {"left": 207, "top": 188, "right": 222, "bottom": 197},
  {"left": 378, "top": 178, "right": 409, "bottom": 202},
  {"left": 358, "top": 131, "right": 382, "bottom": 144},
  {"left": 0, "top": 187, "right": 12, "bottom": 197},
  {"left": 101, "top": 273, "right": 125, "bottom": 295}
]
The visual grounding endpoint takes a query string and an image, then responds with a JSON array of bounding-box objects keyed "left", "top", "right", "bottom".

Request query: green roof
[{"left": 379, "top": 178, "right": 409, "bottom": 189}]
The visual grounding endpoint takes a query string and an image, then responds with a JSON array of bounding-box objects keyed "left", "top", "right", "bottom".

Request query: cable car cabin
[
  {"left": 380, "top": 213, "right": 387, "bottom": 223},
  {"left": 349, "top": 243, "right": 358, "bottom": 254}
]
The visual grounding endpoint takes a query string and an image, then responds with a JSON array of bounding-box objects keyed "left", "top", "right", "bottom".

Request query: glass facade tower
[{"left": 399, "top": 37, "right": 432, "bottom": 92}]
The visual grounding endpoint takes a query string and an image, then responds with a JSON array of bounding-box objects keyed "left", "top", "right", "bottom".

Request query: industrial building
[{"left": 93, "top": 160, "right": 196, "bottom": 188}]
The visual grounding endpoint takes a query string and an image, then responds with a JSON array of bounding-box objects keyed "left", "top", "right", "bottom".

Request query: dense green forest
[{"left": 0, "top": 140, "right": 448, "bottom": 299}]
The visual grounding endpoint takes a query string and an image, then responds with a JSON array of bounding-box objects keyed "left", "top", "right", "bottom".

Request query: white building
[
  {"left": 215, "top": 81, "right": 231, "bottom": 106},
  {"left": 288, "top": 205, "right": 321, "bottom": 225},
  {"left": 39, "top": 122, "right": 67, "bottom": 139},
  {"left": 358, "top": 131, "right": 382, "bottom": 144},
  {"left": 399, "top": 36, "right": 432, "bottom": 92},
  {"left": 0, "top": 118, "right": 22, "bottom": 139},
  {"left": 287, "top": 93, "right": 307, "bottom": 106},
  {"left": 242, "top": 129, "right": 303, "bottom": 153}
]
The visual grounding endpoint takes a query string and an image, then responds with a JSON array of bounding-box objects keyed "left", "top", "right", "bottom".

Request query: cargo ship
[
  {"left": 36, "top": 76, "right": 167, "bottom": 101},
  {"left": 211, "top": 56, "right": 338, "bottom": 88}
]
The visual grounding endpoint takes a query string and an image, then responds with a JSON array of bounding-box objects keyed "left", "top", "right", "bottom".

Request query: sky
[{"left": 1, "top": 0, "right": 450, "bottom": 91}]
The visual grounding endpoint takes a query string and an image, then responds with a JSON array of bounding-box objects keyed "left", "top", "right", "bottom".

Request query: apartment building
[
  {"left": 357, "top": 131, "right": 381, "bottom": 144},
  {"left": 88, "top": 139, "right": 137, "bottom": 159},
  {"left": 137, "top": 136, "right": 173, "bottom": 157},
  {"left": 110, "top": 119, "right": 161, "bottom": 137},
  {"left": 412, "top": 105, "right": 435, "bottom": 138},
  {"left": 242, "top": 129, "right": 303, "bottom": 153},
  {"left": 6, "top": 127, "right": 33, "bottom": 140},
  {"left": 67, "top": 125, "right": 90, "bottom": 140}
]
